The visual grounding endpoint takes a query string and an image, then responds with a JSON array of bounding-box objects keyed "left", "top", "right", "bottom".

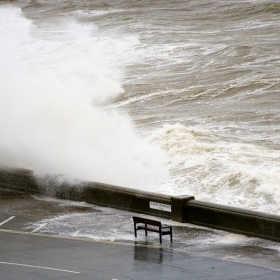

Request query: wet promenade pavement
[{"left": 1, "top": 191, "right": 280, "bottom": 279}]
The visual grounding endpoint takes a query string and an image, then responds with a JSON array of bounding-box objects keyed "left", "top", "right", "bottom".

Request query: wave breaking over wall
[{"left": 0, "top": 6, "right": 169, "bottom": 191}]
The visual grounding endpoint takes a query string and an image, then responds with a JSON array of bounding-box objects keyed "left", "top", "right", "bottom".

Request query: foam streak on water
[{"left": 1, "top": 0, "right": 280, "bottom": 214}]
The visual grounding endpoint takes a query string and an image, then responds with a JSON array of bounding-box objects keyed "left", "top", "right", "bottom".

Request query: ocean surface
[{"left": 1, "top": 0, "right": 280, "bottom": 214}]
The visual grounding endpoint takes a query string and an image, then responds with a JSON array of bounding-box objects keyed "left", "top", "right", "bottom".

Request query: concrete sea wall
[
  {"left": 184, "top": 200, "right": 280, "bottom": 242},
  {"left": 0, "top": 168, "right": 39, "bottom": 194},
  {"left": 0, "top": 167, "right": 280, "bottom": 242}
]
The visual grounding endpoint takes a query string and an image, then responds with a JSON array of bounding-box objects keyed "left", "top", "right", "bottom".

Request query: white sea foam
[
  {"left": 150, "top": 123, "right": 280, "bottom": 214},
  {"left": 72, "top": 9, "right": 124, "bottom": 18},
  {"left": 0, "top": 6, "right": 169, "bottom": 190}
]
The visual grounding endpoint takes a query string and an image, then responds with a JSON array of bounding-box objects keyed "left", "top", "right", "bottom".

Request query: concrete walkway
[
  {"left": 1, "top": 192, "right": 280, "bottom": 279},
  {"left": 1, "top": 228, "right": 280, "bottom": 280}
]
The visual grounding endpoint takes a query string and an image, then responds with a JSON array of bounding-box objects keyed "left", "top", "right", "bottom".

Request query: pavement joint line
[
  {"left": 0, "top": 228, "right": 161, "bottom": 249},
  {"left": 0, "top": 261, "right": 80, "bottom": 274},
  {"left": 0, "top": 216, "right": 15, "bottom": 226},
  {"left": 32, "top": 223, "right": 47, "bottom": 233}
]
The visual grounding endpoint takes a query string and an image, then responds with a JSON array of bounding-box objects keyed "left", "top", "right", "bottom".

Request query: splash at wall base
[{"left": 1, "top": 167, "right": 280, "bottom": 243}]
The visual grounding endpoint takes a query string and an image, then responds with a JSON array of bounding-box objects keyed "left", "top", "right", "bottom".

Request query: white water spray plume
[{"left": 0, "top": 6, "right": 169, "bottom": 190}]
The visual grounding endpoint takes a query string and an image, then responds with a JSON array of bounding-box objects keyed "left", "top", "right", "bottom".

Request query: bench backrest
[{"left": 133, "top": 216, "right": 161, "bottom": 227}]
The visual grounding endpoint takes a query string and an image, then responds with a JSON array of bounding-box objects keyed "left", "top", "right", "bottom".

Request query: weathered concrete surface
[
  {"left": 184, "top": 200, "right": 280, "bottom": 242},
  {"left": 54, "top": 181, "right": 174, "bottom": 219}
]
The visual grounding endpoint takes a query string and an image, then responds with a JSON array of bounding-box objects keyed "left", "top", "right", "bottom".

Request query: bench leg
[{"left": 134, "top": 222, "right": 137, "bottom": 237}]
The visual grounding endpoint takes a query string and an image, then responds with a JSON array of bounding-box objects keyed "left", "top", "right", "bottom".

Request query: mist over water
[{"left": 1, "top": 1, "right": 280, "bottom": 214}]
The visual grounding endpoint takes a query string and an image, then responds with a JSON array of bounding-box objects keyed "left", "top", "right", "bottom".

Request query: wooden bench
[{"left": 133, "top": 216, "right": 173, "bottom": 244}]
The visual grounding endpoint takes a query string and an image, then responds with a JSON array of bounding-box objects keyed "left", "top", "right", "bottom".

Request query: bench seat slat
[{"left": 137, "top": 225, "right": 171, "bottom": 233}]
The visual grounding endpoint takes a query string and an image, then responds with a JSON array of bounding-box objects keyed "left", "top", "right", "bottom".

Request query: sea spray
[{"left": 0, "top": 5, "right": 169, "bottom": 190}]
